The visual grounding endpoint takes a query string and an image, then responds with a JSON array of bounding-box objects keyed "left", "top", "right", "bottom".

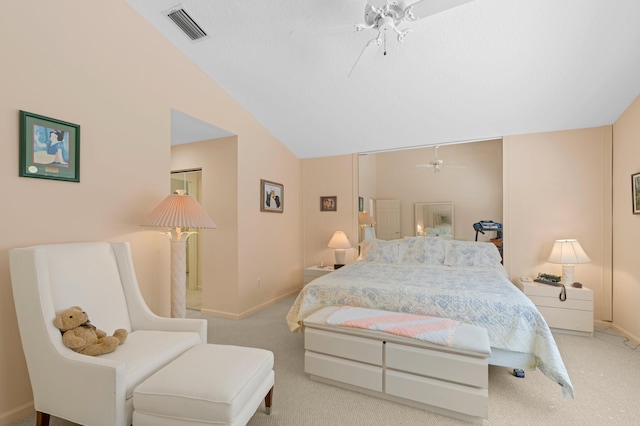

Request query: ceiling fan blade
[
  {"left": 367, "top": 0, "right": 389, "bottom": 10},
  {"left": 405, "top": 0, "right": 474, "bottom": 21},
  {"left": 348, "top": 37, "right": 382, "bottom": 78},
  {"left": 290, "top": 23, "right": 370, "bottom": 40},
  {"left": 415, "top": 163, "right": 433, "bottom": 168}
]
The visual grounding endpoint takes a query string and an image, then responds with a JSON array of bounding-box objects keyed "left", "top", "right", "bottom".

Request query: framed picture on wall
[
  {"left": 321, "top": 196, "right": 337, "bottom": 212},
  {"left": 19, "top": 110, "right": 80, "bottom": 182},
  {"left": 260, "top": 179, "right": 284, "bottom": 213},
  {"left": 632, "top": 172, "right": 640, "bottom": 214}
]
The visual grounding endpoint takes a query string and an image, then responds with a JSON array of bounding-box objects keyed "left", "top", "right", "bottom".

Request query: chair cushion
[
  {"left": 100, "top": 330, "right": 202, "bottom": 399},
  {"left": 133, "top": 344, "right": 274, "bottom": 423}
]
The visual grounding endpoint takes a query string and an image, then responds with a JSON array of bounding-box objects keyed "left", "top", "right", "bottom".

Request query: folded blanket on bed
[{"left": 325, "top": 306, "right": 459, "bottom": 346}]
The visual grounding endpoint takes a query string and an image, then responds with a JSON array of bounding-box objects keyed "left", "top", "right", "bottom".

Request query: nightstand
[
  {"left": 303, "top": 266, "right": 334, "bottom": 285},
  {"left": 514, "top": 278, "right": 593, "bottom": 336}
]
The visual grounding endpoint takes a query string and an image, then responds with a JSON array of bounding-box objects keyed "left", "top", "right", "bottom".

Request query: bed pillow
[
  {"left": 364, "top": 239, "right": 401, "bottom": 263},
  {"left": 444, "top": 240, "right": 502, "bottom": 268},
  {"left": 423, "top": 237, "right": 447, "bottom": 265},
  {"left": 399, "top": 237, "right": 426, "bottom": 263}
]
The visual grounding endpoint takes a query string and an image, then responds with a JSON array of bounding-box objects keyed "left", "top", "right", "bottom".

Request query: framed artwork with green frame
[{"left": 19, "top": 110, "right": 80, "bottom": 182}]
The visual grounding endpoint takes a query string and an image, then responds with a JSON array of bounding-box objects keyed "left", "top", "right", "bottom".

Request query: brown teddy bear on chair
[{"left": 53, "top": 306, "right": 127, "bottom": 356}]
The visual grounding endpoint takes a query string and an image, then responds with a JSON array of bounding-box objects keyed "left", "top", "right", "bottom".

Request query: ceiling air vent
[{"left": 166, "top": 7, "right": 207, "bottom": 41}]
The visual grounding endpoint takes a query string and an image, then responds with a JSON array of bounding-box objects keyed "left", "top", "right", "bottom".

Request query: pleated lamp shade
[{"left": 141, "top": 190, "right": 217, "bottom": 229}]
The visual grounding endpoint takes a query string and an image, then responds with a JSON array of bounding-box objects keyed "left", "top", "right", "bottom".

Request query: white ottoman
[{"left": 133, "top": 344, "right": 274, "bottom": 426}]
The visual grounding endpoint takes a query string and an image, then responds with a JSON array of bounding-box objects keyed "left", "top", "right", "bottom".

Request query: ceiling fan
[
  {"left": 415, "top": 145, "right": 464, "bottom": 173},
  {"left": 291, "top": 0, "right": 474, "bottom": 77}
]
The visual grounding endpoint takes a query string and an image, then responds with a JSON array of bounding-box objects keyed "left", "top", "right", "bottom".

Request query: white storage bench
[{"left": 303, "top": 307, "right": 491, "bottom": 424}]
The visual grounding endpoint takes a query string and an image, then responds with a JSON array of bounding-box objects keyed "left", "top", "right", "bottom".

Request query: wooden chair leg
[
  {"left": 264, "top": 386, "right": 274, "bottom": 415},
  {"left": 36, "top": 411, "right": 50, "bottom": 426}
]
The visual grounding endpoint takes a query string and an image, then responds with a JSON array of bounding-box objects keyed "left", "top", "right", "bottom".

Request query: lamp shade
[
  {"left": 141, "top": 190, "right": 217, "bottom": 229},
  {"left": 358, "top": 212, "right": 376, "bottom": 226},
  {"left": 547, "top": 239, "right": 591, "bottom": 265},
  {"left": 327, "top": 231, "right": 352, "bottom": 249}
]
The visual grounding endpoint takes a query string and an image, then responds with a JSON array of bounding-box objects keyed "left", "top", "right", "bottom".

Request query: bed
[{"left": 286, "top": 237, "right": 574, "bottom": 397}]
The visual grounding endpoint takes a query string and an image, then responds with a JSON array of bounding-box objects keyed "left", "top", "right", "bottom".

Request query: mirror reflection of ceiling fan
[
  {"left": 291, "top": 0, "right": 475, "bottom": 77},
  {"left": 415, "top": 145, "right": 465, "bottom": 173}
]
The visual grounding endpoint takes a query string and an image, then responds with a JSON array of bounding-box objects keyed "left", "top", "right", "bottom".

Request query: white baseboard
[
  {"left": 0, "top": 401, "right": 33, "bottom": 426},
  {"left": 201, "top": 288, "right": 300, "bottom": 320},
  {"left": 596, "top": 321, "right": 640, "bottom": 345}
]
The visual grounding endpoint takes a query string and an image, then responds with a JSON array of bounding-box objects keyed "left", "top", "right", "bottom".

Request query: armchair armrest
[{"left": 111, "top": 243, "right": 207, "bottom": 342}]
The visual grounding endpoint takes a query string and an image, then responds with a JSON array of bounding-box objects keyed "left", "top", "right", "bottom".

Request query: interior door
[{"left": 375, "top": 199, "right": 401, "bottom": 240}]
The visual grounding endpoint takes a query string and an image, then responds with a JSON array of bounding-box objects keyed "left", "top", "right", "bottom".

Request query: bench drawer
[
  {"left": 304, "top": 328, "right": 383, "bottom": 365},
  {"left": 386, "top": 343, "right": 488, "bottom": 388},
  {"left": 386, "top": 370, "right": 488, "bottom": 418},
  {"left": 305, "top": 351, "right": 383, "bottom": 392}
]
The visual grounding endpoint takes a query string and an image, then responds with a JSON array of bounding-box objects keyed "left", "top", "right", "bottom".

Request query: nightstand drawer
[
  {"left": 537, "top": 306, "right": 593, "bottom": 333},
  {"left": 522, "top": 283, "right": 592, "bottom": 302},
  {"left": 527, "top": 295, "right": 593, "bottom": 311}
]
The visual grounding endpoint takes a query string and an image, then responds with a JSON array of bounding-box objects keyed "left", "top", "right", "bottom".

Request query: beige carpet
[{"left": 10, "top": 295, "right": 640, "bottom": 425}]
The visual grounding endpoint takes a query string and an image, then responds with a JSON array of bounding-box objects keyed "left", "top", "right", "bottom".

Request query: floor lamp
[{"left": 141, "top": 190, "right": 216, "bottom": 318}]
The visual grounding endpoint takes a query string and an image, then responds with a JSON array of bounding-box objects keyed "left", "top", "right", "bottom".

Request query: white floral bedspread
[{"left": 286, "top": 261, "right": 574, "bottom": 397}]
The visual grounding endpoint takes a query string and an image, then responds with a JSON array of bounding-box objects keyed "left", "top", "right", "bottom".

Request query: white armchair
[{"left": 10, "top": 242, "right": 207, "bottom": 426}]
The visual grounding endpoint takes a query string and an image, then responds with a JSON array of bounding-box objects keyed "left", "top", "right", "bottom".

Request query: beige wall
[
  {"left": 171, "top": 138, "right": 240, "bottom": 315},
  {"left": 612, "top": 95, "right": 640, "bottom": 342},
  {"left": 367, "top": 140, "right": 503, "bottom": 242},
  {"left": 2, "top": 1, "right": 639, "bottom": 423},
  {"left": 0, "top": 1, "right": 301, "bottom": 423},
  {"left": 172, "top": 137, "right": 303, "bottom": 318},
  {"left": 504, "top": 127, "right": 613, "bottom": 324},
  {"left": 303, "top": 155, "right": 359, "bottom": 268}
]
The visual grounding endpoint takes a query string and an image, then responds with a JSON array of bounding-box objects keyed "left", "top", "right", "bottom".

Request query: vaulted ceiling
[{"left": 127, "top": 0, "right": 640, "bottom": 158}]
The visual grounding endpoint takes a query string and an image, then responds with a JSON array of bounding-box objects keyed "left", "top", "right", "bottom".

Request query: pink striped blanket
[{"left": 325, "top": 306, "right": 459, "bottom": 346}]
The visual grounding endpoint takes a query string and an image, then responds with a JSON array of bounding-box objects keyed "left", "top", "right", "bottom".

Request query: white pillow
[
  {"left": 364, "top": 239, "right": 401, "bottom": 263},
  {"left": 399, "top": 237, "right": 426, "bottom": 264},
  {"left": 424, "top": 237, "right": 447, "bottom": 265},
  {"left": 444, "top": 240, "right": 502, "bottom": 268}
]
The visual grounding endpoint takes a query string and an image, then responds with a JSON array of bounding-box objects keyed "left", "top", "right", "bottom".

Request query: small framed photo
[
  {"left": 632, "top": 172, "right": 640, "bottom": 214},
  {"left": 359, "top": 197, "right": 364, "bottom": 212},
  {"left": 19, "top": 110, "right": 80, "bottom": 182},
  {"left": 321, "top": 196, "right": 337, "bottom": 212},
  {"left": 261, "top": 179, "right": 284, "bottom": 213}
]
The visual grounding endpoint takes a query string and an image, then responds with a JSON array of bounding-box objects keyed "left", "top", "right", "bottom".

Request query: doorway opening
[{"left": 171, "top": 169, "right": 203, "bottom": 311}]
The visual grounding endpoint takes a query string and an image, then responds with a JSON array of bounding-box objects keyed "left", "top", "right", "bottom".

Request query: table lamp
[
  {"left": 328, "top": 231, "right": 352, "bottom": 268},
  {"left": 547, "top": 239, "right": 590, "bottom": 285},
  {"left": 141, "top": 190, "right": 216, "bottom": 318},
  {"left": 358, "top": 211, "right": 376, "bottom": 240}
]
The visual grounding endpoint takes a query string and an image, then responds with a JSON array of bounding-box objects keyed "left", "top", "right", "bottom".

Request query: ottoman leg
[
  {"left": 265, "top": 386, "right": 274, "bottom": 415},
  {"left": 36, "top": 411, "right": 50, "bottom": 426}
]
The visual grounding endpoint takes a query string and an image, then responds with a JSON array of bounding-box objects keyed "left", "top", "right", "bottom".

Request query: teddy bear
[{"left": 53, "top": 306, "right": 127, "bottom": 356}]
